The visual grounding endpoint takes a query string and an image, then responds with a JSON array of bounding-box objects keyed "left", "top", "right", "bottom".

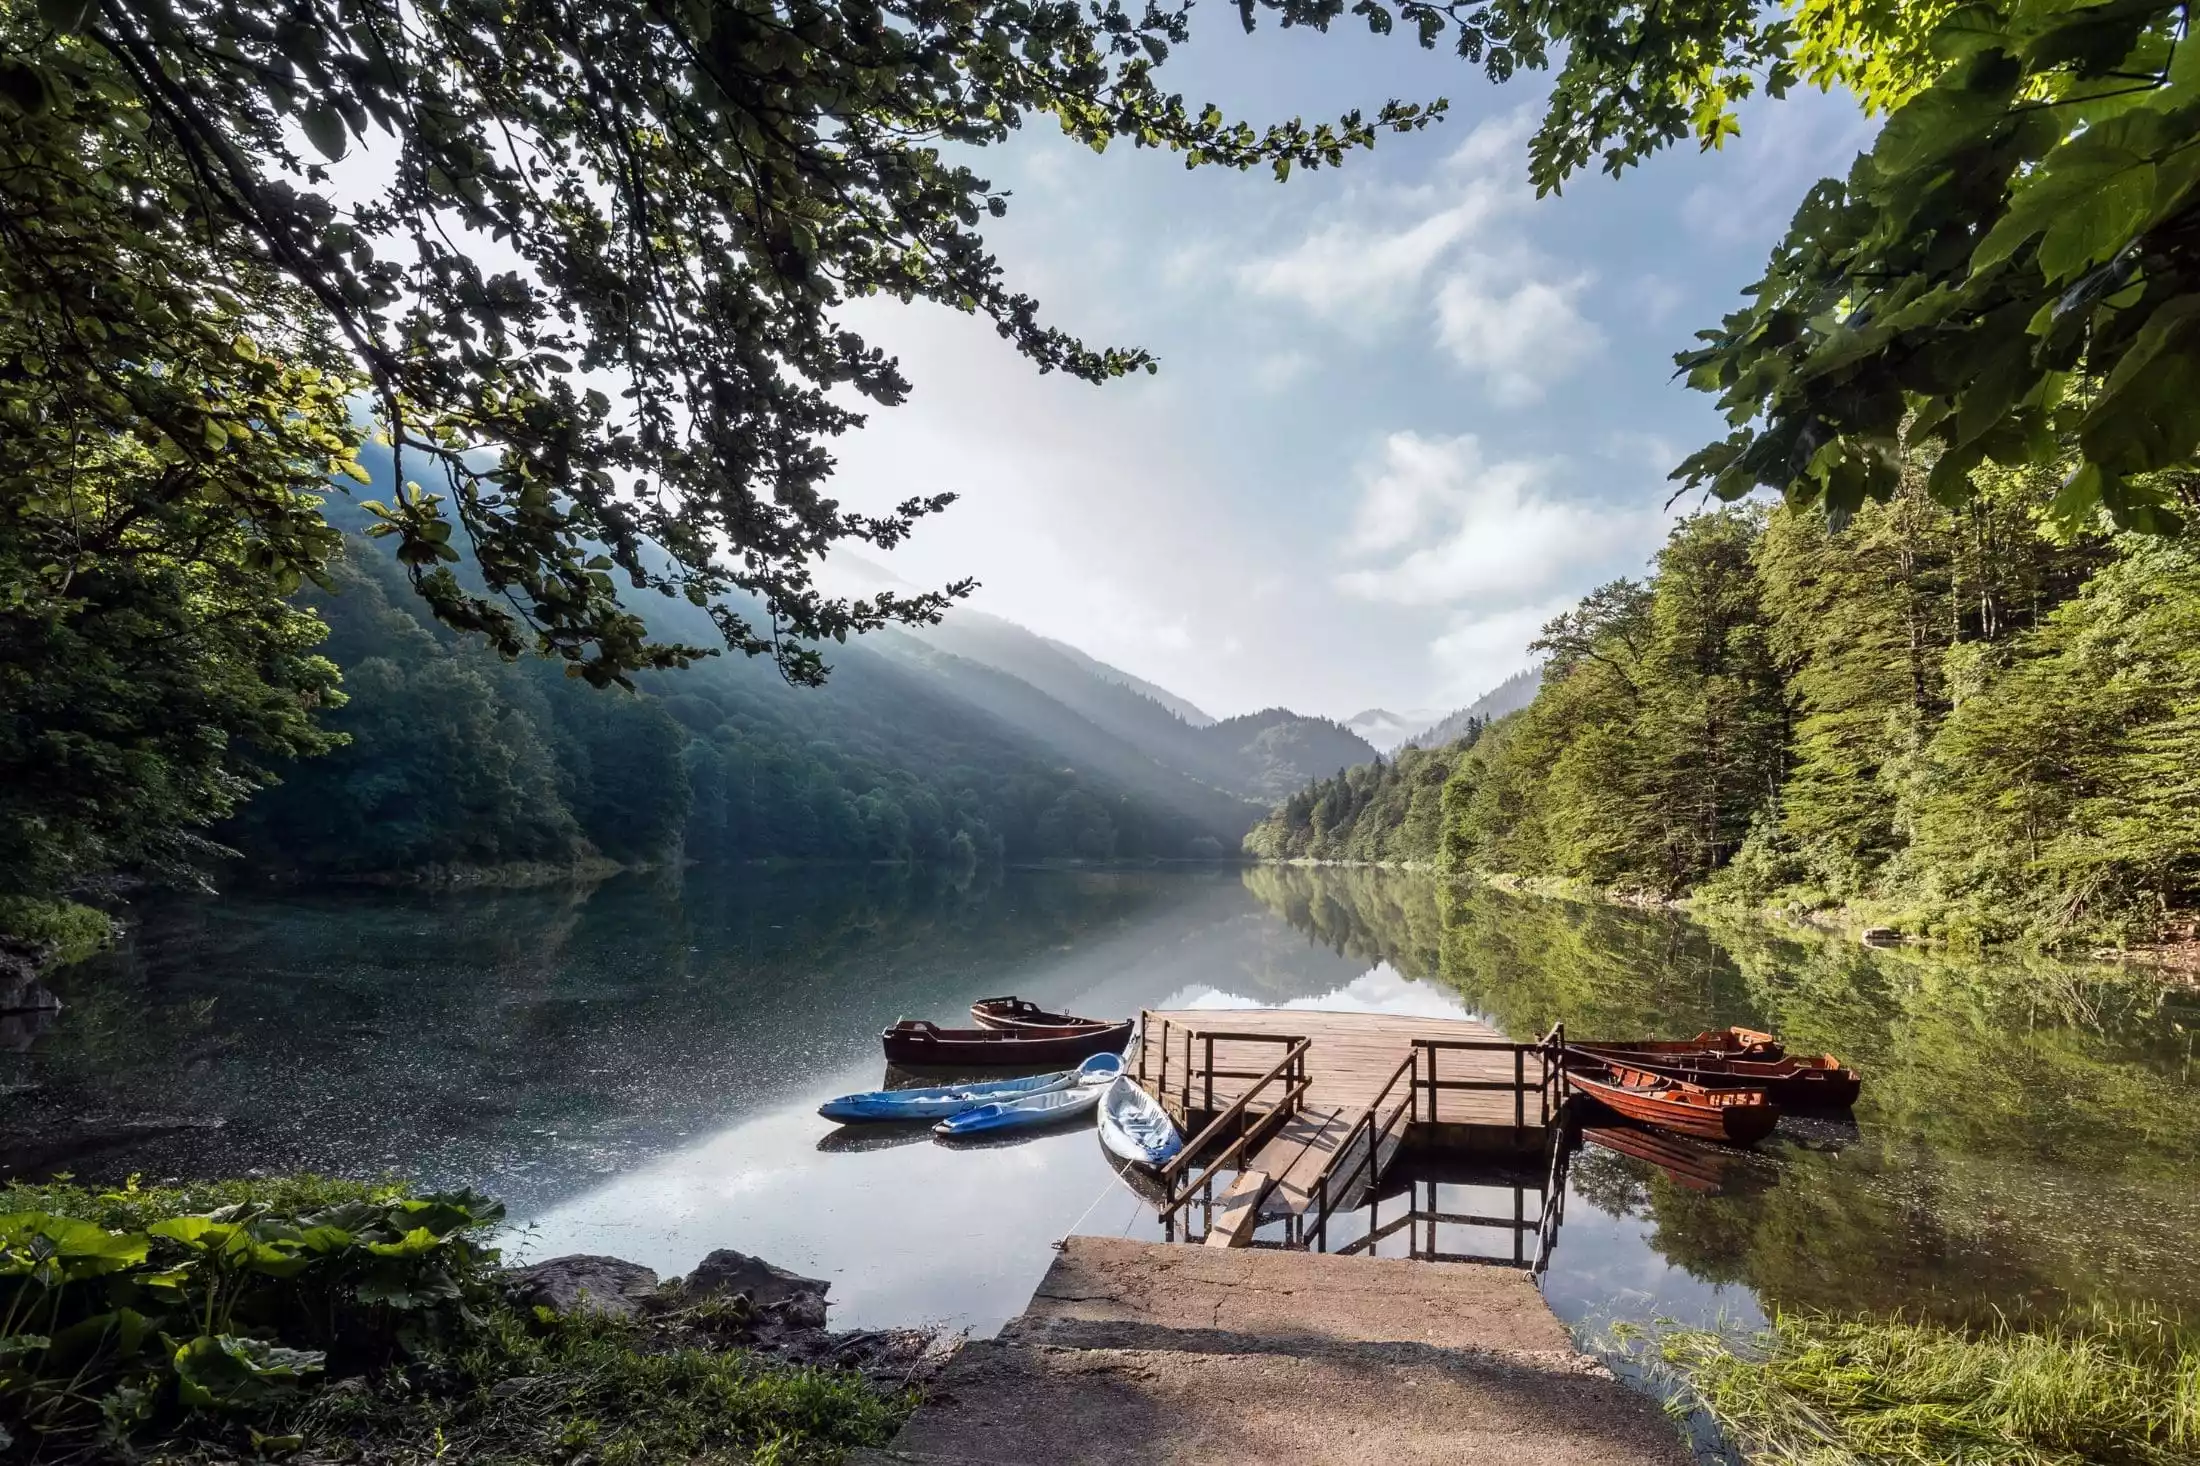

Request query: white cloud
[
  {"left": 1432, "top": 271, "right": 1602, "bottom": 404},
  {"left": 1234, "top": 192, "right": 1502, "bottom": 326},
  {"left": 1252, "top": 348, "right": 1316, "bottom": 392},
  {"left": 1429, "top": 599, "right": 1572, "bottom": 697},
  {"left": 1229, "top": 109, "right": 1607, "bottom": 402},
  {"left": 1335, "top": 432, "right": 1658, "bottom": 609}
]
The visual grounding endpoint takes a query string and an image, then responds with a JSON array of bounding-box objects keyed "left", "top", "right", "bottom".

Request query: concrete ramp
[{"left": 854, "top": 1238, "right": 1688, "bottom": 1466}]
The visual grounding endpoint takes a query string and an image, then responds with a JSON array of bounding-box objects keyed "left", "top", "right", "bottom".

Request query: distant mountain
[
  {"left": 1345, "top": 708, "right": 1440, "bottom": 754},
  {"left": 873, "top": 615, "right": 1379, "bottom": 803},
  {"left": 1412, "top": 667, "right": 1544, "bottom": 747},
  {"left": 1205, "top": 710, "right": 1383, "bottom": 800}
]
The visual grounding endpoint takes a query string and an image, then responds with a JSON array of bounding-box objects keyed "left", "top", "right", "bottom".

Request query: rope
[{"left": 1051, "top": 1160, "right": 1144, "bottom": 1249}]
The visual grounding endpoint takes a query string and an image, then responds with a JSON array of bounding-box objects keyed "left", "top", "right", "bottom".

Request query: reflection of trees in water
[
  {"left": 20, "top": 865, "right": 1195, "bottom": 1201},
  {"left": 1242, "top": 867, "right": 2200, "bottom": 1323}
]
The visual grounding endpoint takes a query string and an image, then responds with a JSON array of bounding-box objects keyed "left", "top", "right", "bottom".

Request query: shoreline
[{"left": 1244, "top": 856, "right": 2200, "bottom": 976}]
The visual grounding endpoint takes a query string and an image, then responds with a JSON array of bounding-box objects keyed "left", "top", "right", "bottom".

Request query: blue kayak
[
  {"left": 1097, "top": 1074, "right": 1183, "bottom": 1170},
  {"left": 931, "top": 1065, "right": 1118, "bottom": 1138},
  {"left": 820, "top": 1052, "right": 1121, "bottom": 1123}
]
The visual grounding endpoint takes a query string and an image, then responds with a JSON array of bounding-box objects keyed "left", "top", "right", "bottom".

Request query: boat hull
[
  {"left": 883, "top": 1019, "right": 1133, "bottom": 1067},
  {"left": 1566, "top": 1060, "right": 1780, "bottom": 1145},
  {"left": 818, "top": 1053, "right": 1121, "bottom": 1123},
  {"left": 1571, "top": 1027, "right": 1784, "bottom": 1061},
  {"left": 1097, "top": 1075, "right": 1183, "bottom": 1170},
  {"left": 932, "top": 1079, "right": 1108, "bottom": 1137},
  {"left": 1573, "top": 1048, "right": 1860, "bottom": 1109}
]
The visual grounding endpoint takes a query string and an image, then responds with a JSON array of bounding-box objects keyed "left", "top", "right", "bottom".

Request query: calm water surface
[{"left": 13, "top": 865, "right": 2199, "bottom": 1351}]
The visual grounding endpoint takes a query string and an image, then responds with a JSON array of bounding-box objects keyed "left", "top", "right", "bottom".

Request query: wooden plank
[
  {"left": 1206, "top": 1170, "right": 1268, "bottom": 1247},
  {"left": 1255, "top": 1106, "right": 1354, "bottom": 1217}
]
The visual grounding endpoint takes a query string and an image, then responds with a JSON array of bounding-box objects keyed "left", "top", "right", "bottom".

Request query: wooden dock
[{"left": 1135, "top": 1008, "right": 1564, "bottom": 1249}]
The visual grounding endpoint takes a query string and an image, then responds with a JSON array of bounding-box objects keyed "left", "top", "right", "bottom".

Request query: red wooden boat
[
  {"left": 1572, "top": 1047, "right": 1860, "bottom": 1109},
  {"left": 881, "top": 1018, "right": 1133, "bottom": 1067},
  {"left": 969, "top": 996, "right": 1113, "bottom": 1032},
  {"left": 1564, "top": 1055, "right": 1780, "bottom": 1145},
  {"left": 1572, "top": 1026, "right": 1784, "bottom": 1061}
]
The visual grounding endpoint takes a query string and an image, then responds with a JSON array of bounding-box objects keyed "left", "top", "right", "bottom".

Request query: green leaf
[
  {"left": 302, "top": 103, "right": 348, "bottom": 162},
  {"left": 2035, "top": 167, "right": 2152, "bottom": 283},
  {"left": 173, "top": 1335, "right": 324, "bottom": 1410}
]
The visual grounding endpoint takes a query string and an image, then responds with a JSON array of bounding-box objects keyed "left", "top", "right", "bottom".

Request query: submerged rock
[{"left": 504, "top": 1255, "right": 661, "bottom": 1319}]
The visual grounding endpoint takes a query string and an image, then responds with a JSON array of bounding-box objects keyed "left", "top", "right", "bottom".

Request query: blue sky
[{"left": 819, "top": 19, "right": 1878, "bottom": 723}]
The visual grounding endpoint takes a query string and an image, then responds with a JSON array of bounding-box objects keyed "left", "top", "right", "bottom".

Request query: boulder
[
  {"left": 504, "top": 1255, "right": 660, "bottom": 1319},
  {"left": 676, "top": 1248, "right": 831, "bottom": 1323}
]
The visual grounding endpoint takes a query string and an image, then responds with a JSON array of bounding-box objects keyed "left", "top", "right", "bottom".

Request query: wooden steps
[{"left": 1204, "top": 1171, "right": 1267, "bottom": 1248}]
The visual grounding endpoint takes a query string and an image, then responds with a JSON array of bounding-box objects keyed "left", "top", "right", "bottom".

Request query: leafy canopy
[
  {"left": 1671, "top": 0, "right": 2200, "bottom": 534},
  {"left": 1, "top": 0, "right": 1444, "bottom": 689}
]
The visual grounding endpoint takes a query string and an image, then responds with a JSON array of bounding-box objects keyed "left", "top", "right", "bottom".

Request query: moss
[{"left": 0, "top": 896, "right": 115, "bottom": 965}]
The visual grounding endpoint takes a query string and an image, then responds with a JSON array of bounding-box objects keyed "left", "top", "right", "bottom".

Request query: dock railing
[{"left": 1154, "top": 1031, "right": 1310, "bottom": 1223}]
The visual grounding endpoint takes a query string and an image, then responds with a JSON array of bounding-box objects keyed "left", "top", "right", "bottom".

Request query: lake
[{"left": 13, "top": 864, "right": 2200, "bottom": 1358}]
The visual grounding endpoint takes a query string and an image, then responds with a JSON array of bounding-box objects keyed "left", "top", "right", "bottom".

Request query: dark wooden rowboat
[
  {"left": 1564, "top": 1055, "right": 1780, "bottom": 1145},
  {"left": 1571, "top": 1026, "right": 1784, "bottom": 1061},
  {"left": 969, "top": 996, "right": 1113, "bottom": 1032},
  {"left": 1571, "top": 1047, "right": 1860, "bottom": 1109},
  {"left": 881, "top": 1018, "right": 1133, "bottom": 1067}
]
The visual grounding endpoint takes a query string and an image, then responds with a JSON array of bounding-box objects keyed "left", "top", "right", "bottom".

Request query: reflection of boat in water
[
  {"left": 815, "top": 1123, "right": 936, "bottom": 1154},
  {"left": 882, "top": 1018, "right": 1133, "bottom": 1067},
  {"left": 1577, "top": 1121, "right": 1748, "bottom": 1194},
  {"left": 1564, "top": 1055, "right": 1781, "bottom": 1145}
]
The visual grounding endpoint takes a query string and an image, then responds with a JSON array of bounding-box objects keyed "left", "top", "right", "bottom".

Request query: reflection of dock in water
[{"left": 1131, "top": 1007, "right": 1772, "bottom": 1263}]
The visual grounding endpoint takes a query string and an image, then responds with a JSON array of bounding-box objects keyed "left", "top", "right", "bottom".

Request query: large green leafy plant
[{"left": 0, "top": 1188, "right": 500, "bottom": 1453}]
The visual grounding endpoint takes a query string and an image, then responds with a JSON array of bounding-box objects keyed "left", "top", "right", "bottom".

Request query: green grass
[
  {"left": 289, "top": 1305, "right": 913, "bottom": 1466},
  {"left": 1651, "top": 1306, "right": 2200, "bottom": 1465}
]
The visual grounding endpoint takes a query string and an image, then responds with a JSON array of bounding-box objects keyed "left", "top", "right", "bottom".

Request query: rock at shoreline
[
  {"left": 505, "top": 1248, "right": 951, "bottom": 1385},
  {"left": 504, "top": 1255, "right": 661, "bottom": 1319},
  {"left": 675, "top": 1248, "right": 831, "bottom": 1326}
]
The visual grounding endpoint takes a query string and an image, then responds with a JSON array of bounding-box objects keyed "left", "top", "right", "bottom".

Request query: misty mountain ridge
[
  {"left": 873, "top": 613, "right": 1376, "bottom": 802},
  {"left": 1411, "top": 666, "right": 1544, "bottom": 747},
  {"left": 1345, "top": 707, "right": 1442, "bottom": 754}
]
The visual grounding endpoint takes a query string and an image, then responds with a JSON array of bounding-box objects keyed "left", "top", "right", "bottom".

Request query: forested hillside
[
  {"left": 1413, "top": 670, "right": 1542, "bottom": 748},
  {"left": 1242, "top": 731, "right": 1487, "bottom": 864},
  {"left": 226, "top": 540, "right": 1251, "bottom": 877},
  {"left": 1250, "top": 475, "right": 2200, "bottom": 945}
]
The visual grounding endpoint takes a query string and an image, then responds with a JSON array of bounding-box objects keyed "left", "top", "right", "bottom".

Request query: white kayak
[
  {"left": 820, "top": 1052, "right": 1121, "bottom": 1123},
  {"left": 931, "top": 1064, "right": 1117, "bottom": 1138},
  {"left": 1097, "top": 1074, "right": 1183, "bottom": 1170}
]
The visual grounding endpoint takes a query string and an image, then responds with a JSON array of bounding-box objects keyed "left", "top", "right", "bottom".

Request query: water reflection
[{"left": 10, "top": 863, "right": 2198, "bottom": 1343}]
